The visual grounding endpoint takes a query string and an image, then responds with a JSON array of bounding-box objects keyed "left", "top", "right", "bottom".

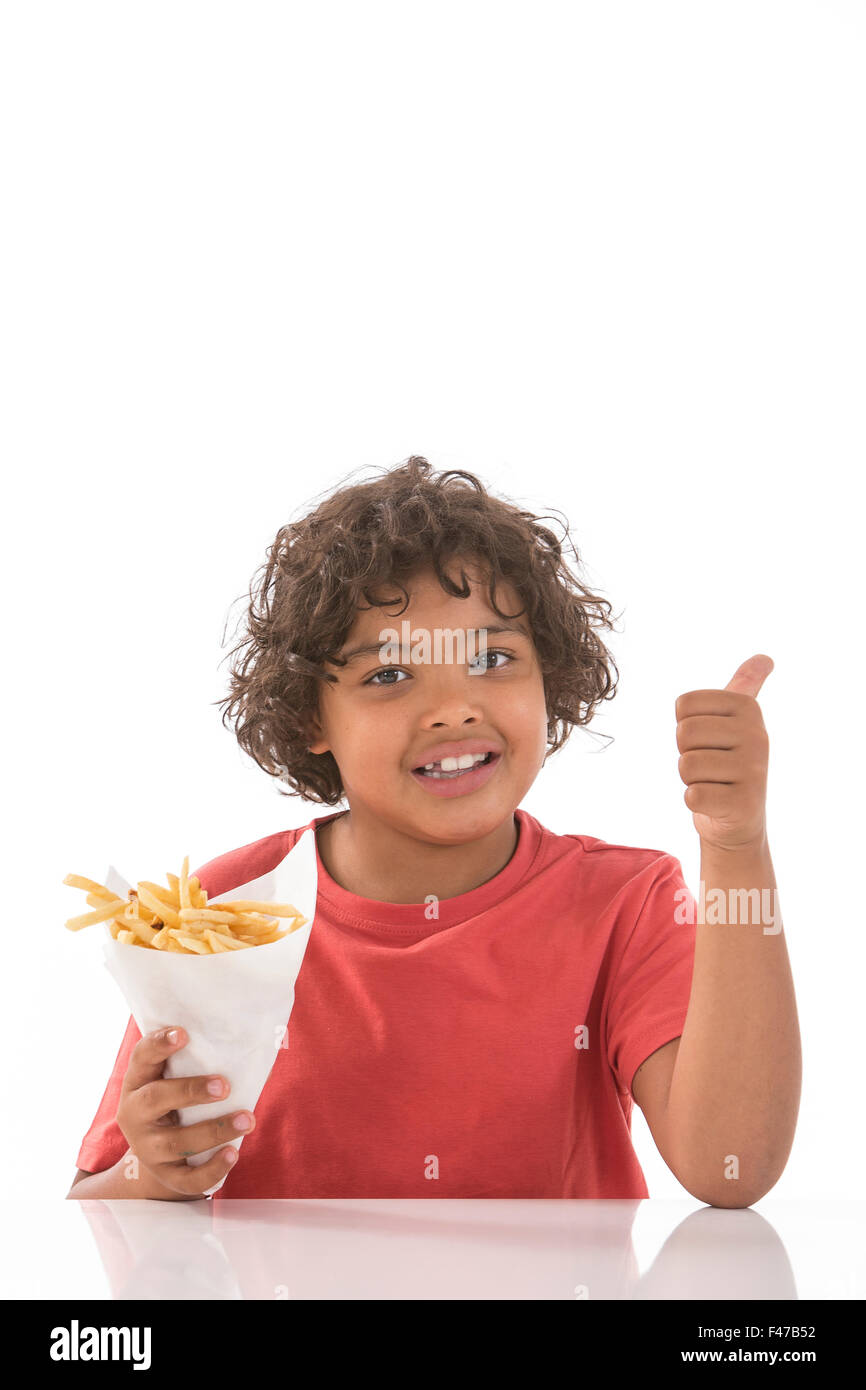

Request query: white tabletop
[{"left": 3, "top": 1198, "right": 863, "bottom": 1300}]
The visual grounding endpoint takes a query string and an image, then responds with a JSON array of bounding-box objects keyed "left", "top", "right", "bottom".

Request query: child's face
[{"left": 307, "top": 559, "right": 549, "bottom": 842}]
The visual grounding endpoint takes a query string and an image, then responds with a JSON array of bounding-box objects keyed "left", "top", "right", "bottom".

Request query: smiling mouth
[{"left": 414, "top": 752, "right": 496, "bottom": 780}]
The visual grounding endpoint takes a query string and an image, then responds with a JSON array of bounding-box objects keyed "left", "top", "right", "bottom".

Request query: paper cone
[{"left": 101, "top": 825, "right": 317, "bottom": 1196}]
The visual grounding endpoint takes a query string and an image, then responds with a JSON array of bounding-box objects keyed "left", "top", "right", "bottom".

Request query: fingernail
[
  {"left": 224, "top": 1148, "right": 237, "bottom": 1164},
  {"left": 207, "top": 1079, "right": 225, "bottom": 1096},
  {"left": 166, "top": 1029, "right": 179, "bottom": 1045},
  {"left": 232, "top": 1114, "right": 252, "bottom": 1132}
]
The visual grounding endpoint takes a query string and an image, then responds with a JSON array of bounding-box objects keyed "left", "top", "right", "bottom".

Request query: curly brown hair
[{"left": 215, "top": 455, "right": 622, "bottom": 804}]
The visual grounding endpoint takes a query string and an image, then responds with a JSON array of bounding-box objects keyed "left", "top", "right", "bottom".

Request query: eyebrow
[{"left": 338, "top": 623, "right": 532, "bottom": 665}]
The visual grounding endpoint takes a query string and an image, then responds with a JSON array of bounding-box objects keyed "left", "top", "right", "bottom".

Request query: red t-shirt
[{"left": 76, "top": 808, "right": 696, "bottom": 1198}]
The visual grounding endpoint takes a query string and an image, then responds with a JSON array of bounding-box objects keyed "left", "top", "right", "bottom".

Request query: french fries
[{"left": 63, "top": 854, "right": 307, "bottom": 953}]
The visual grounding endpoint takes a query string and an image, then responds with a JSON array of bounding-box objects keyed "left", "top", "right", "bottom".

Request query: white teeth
[
  {"left": 420, "top": 752, "right": 491, "bottom": 778},
  {"left": 443, "top": 753, "right": 485, "bottom": 771}
]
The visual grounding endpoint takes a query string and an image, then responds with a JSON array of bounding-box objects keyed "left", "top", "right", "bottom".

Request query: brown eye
[
  {"left": 365, "top": 667, "right": 409, "bottom": 687},
  {"left": 468, "top": 649, "right": 514, "bottom": 672}
]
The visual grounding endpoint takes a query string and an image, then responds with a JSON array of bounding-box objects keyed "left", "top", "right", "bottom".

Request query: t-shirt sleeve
[
  {"left": 605, "top": 853, "right": 697, "bottom": 1101},
  {"left": 75, "top": 1012, "right": 142, "bottom": 1172}
]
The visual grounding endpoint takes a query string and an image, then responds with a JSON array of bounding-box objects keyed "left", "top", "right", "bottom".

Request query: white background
[{"left": 1, "top": 1, "right": 862, "bottom": 1203}]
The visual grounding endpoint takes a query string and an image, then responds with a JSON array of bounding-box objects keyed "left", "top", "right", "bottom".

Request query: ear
[{"left": 304, "top": 711, "right": 328, "bottom": 755}]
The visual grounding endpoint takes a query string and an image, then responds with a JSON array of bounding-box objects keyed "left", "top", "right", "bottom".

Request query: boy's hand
[
  {"left": 675, "top": 654, "right": 773, "bottom": 853},
  {"left": 116, "top": 1027, "right": 255, "bottom": 1198}
]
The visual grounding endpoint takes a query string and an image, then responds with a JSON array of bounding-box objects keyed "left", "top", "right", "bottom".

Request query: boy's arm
[
  {"left": 649, "top": 835, "right": 800, "bottom": 1208},
  {"left": 66, "top": 1155, "right": 208, "bottom": 1201},
  {"left": 635, "top": 657, "right": 801, "bottom": 1208},
  {"left": 632, "top": 1036, "right": 681, "bottom": 1152}
]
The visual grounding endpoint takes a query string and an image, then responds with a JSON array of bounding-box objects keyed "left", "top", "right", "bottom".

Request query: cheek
[
  {"left": 500, "top": 680, "right": 548, "bottom": 727},
  {"left": 338, "top": 712, "right": 396, "bottom": 772}
]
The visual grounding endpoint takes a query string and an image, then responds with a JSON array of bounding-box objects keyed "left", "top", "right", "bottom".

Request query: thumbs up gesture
[{"left": 675, "top": 654, "right": 774, "bottom": 852}]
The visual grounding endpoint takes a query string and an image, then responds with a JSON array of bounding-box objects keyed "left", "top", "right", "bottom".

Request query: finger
[
  {"left": 121, "top": 1026, "right": 189, "bottom": 1099},
  {"left": 678, "top": 750, "right": 737, "bottom": 786},
  {"left": 149, "top": 1110, "right": 256, "bottom": 1165},
  {"left": 683, "top": 783, "right": 742, "bottom": 817},
  {"left": 135, "top": 1072, "right": 231, "bottom": 1125},
  {"left": 152, "top": 1143, "right": 241, "bottom": 1197},
  {"left": 675, "top": 714, "right": 740, "bottom": 753},
  {"left": 723, "top": 654, "right": 774, "bottom": 698}
]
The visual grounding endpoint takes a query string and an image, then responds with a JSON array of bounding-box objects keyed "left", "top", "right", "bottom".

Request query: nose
[
  {"left": 428, "top": 712, "right": 481, "bottom": 730},
  {"left": 415, "top": 646, "right": 490, "bottom": 728},
  {"left": 422, "top": 685, "right": 485, "bottom": 731}
]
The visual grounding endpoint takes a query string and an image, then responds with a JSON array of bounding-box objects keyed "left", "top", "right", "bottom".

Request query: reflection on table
[{"left": 71, "top": 1197, "right": 799, "bottom": 1300}]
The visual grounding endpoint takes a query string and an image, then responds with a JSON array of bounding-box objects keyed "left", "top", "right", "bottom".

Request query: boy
[{"left": 68, "top": 456, "right": 800, "bottom": 1204}]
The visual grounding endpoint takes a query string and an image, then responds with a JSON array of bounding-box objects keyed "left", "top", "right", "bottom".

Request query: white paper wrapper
[{"left": 101, "top": 826, "right": 317, "bottom": 1196}]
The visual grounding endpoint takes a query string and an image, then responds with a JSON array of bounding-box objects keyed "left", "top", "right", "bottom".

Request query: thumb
[{"left": 724, "top": 653, "right": 774, "bottom": 698}]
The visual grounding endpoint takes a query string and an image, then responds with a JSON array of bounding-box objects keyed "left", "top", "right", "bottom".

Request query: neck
[{"left": 316, "top": 808, "right": 520, "bottom": 903}]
